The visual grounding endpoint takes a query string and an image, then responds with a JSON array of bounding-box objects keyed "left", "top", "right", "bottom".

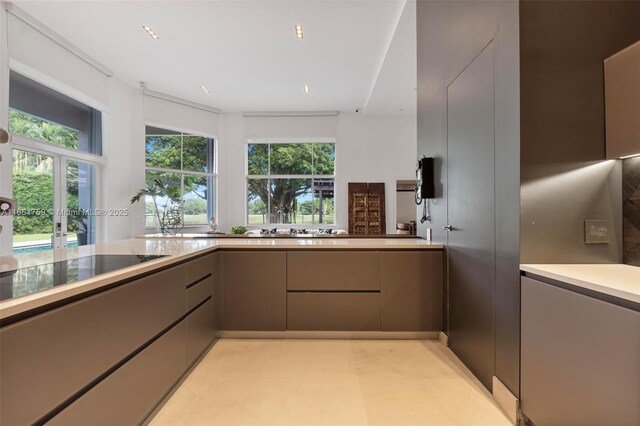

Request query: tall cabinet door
[{"left": 446, "top": 41, "right": 496, "bottom": 390}]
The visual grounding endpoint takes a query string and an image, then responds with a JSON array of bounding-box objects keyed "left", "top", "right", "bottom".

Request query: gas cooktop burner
[{"left": 0, "top": 254, "right": 167, "bottom": 302}]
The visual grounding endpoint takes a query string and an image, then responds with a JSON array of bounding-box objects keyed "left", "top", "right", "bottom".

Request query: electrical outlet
[{"left": 585, "top": 219, "right": 610, "bottom": 244}]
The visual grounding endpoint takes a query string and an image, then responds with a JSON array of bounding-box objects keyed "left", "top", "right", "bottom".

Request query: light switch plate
[{"left": 585, "top": 219, "right": 610, "bottom": 244}]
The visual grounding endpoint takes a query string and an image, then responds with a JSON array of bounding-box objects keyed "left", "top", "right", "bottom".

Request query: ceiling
[{"left": 14, "top": 0, "right": 417, "bottom": 114}]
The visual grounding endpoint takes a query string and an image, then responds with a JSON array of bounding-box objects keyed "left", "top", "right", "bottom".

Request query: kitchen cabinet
[
  {"left": 221, "top": 251, "right": 287, "bottom": 331},
  {"left": 211, "top": 252, "right": 221, "bottom": 333},
  {"left": 521, "top": 276, "right": 640, "bottom": 425},
  {"left": 187, "top": 298, "right": 215, "bottom": 365},
  {"left": 287, "top": 292, "right": 381, "bottom": 331},
  {"left": 287, "top": 251, "right": 380, "bottom": 291},
  {"left": 380, "top": 251, "right": 444, "bottom": 331},
  {"left": 0, "top": 253, "right": 219, "bottom": 426},
  {"left": 48, "top": 321, "right": 188, "bottom": 426},
  {"left": 0, "top": 264, "right": 186, "bottom": 426},
  {"left": 605, "top": 40, "right": 640, "bottom": 159}
]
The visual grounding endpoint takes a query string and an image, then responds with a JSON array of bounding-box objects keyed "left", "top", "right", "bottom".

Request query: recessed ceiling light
[
  {"left": 295, "top": 25, "right": 303, "bottom": 39},
  {"left": 304, "top": 85, "right": 310, "bottom": 93},
  {"left": 201, "top": 85, "right": 209, "bottom": 94},
  {"left": 142, "top": 26, "right": 159, "bottom": 40}
]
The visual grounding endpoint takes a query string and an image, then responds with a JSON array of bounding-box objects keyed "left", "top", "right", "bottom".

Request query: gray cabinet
[
  {"left": 287, "top": 251, "right": 380, "bottom": 291},
  {"left": 0, "top": 265, "right": 186, "bottom": 426},
  {"left": 605, "top": 41, "right": 640, "bottom": 159},
  {"left": 211, "top": 252, "right": 221, "bottom": 333},
  {"left": 187, "top": 298, "right": 215, "bottom": 365},
  {"left": 221, "top": 251, "right": 287, "bottom": 331},
  {"left": 521, "top": 276, "right": 640, "bottom": 425},
  {"left": 287, "top": 292, "right": 381, "bottom": 331},
  {"left": 48, "top": 321, "right": 188, "bottom": 426},
  {"left": 380, "top": 251, "right": 443, "bottom": 331}
]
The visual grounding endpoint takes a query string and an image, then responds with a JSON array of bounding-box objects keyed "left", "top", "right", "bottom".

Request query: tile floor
[{"left": 150, "top": 339, "right": 511, "bottom": 426}]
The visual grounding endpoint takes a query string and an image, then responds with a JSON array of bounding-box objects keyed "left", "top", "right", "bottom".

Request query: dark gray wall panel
[
  {"left": 447, "top": 42, "right": 496, "bottom": 391},
  {"left": 417, "top": 0, "right": 520, "bottom": 395},
  {"left": 519, "top": 0, "right": 640, "bottom": 264}
]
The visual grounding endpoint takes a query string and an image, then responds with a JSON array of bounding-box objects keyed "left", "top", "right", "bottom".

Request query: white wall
[
  {"left": 102, "top": 78, "right": 146, "bottom": 242},
  {"left": 217, "top": 112, "right": 417, "bottom": 234},
  {"left": 336, "top": 113, "right": 417, "bottom": 234}
]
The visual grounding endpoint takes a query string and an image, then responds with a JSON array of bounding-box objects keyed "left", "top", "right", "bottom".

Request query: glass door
[
  {"left": 65, "top": 159, "right": 96, "bottom": 247},
  {"left": 12, "top": 149, "right": 56, "bottom": 253},
  {"left": 12, "top": 149, "right": 97, "bottom": 254}
]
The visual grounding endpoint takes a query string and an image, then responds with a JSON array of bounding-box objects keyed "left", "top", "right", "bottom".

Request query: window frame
[
  {"left": 144, "top": 124, "right": 218, "bottom": 230},
  {"left": 245, "top": 140, "right": 336, "bottom": 226}
]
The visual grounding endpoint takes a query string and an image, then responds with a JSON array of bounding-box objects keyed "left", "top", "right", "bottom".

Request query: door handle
[
  {"left": 443, "top": 225, "right": 454, "bottom": 231},
  {"left": 0, "top": 197, "right": 17, "bottom": 215},
  {"left": 0, "top": 127, "right": 9, "bottom": 144}
]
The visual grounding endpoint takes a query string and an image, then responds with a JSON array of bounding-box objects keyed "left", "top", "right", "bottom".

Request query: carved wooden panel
[{"left": 348, "top": 183, "right": 385, "bottom": 235}]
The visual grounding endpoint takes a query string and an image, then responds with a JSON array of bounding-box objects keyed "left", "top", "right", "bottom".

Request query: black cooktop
[{"left": 0, "top": 254, "right": 166, "bottom": 302}]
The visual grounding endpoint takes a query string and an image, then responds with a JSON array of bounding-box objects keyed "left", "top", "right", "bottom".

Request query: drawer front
[
  {"left": 187, "top": 298, "right": 215, "bottom": 365},
  {"left": 186, "top": 254, "right": 213, "bottom": 285},
  {"left": 187, "top": 276, "right": 213, "bottom": 311},
  {"left": 287, "top": 251, "right": 380, "bottom": 291},
  {"left": 48, "top": 321, "right": 187, "bottom": 426},
  {"left": 287, "top": 292, "right": 381, "bottom": 331},
  {"left": 222, "top": 251, "right": 287, "bottom": 331},
  {"left": 0, "top": 265, "right": 186, "bottom": 426},
  {"left": 381, "top": 251, "right": 443, "bottom": 331}
]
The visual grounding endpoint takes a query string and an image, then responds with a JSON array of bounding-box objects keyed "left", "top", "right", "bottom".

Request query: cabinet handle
[{"left": 443, "top": 225, "right": 454, "bottom": 231}]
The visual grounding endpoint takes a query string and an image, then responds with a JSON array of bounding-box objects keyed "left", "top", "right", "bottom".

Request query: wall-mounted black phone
[{"left": 415, "top": 156, "right": 435, "bottom": 204}]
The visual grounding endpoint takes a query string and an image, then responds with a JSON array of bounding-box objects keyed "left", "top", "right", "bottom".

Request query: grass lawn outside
[{"left": 247, "top": 214, "right": 334, "bottom": 225}]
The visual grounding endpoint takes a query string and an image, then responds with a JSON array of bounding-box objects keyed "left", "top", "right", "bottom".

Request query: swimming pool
[{"left": 13, "top": 241, "right": 79, "bottom": 255}]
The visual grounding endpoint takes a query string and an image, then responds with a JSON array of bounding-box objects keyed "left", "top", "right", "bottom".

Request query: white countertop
[
  {"left": 521, "top": 264, "right": 640, "bottom": 305},
  {"left": 0, "top": 237, "right": 442, "bottom": 320}
]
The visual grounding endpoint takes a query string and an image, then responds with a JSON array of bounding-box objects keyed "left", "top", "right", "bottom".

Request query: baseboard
[
  {"left": 492, "top": 376, "right": 519, "bottom": 425},
  {"left": 438, "top": 331, "right": 449, "bottom": 346},
  {"left": 218, "top": 330, "right": 440, "bottom": 340}
]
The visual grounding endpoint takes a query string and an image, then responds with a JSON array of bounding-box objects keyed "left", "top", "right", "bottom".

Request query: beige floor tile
[{"left": 150, "top": 340, "right": 511, "bottom": 426}]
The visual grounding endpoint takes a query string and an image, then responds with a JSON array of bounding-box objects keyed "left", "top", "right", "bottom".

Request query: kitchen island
[{"left": 0, "top": 237, "right": 444, "bottom": 426}]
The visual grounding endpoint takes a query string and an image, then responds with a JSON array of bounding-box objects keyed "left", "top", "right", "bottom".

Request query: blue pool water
[{"left": 13, "top": 241, "right": 79, "bottom": 255}]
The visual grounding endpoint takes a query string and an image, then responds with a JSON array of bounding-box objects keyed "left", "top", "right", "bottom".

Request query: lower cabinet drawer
[
  {"left": 287, "top": 292, "right": 381, "bottom": 331},
  {"left": 187, "top": 276, "right": 213, "bottom": 311},
  {"left": 0, "top": 265, "right": 186, "bottom": 426},
  {"left": 48, "top": 321, "right": 187, "bottom": 426},
  {"left": 187, "top": 298, "right": 215, "bottom": 365}
]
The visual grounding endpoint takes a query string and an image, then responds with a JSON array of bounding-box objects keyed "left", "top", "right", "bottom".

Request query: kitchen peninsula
[{"left": 0, "top": 237, "right": 444, "bottom": 426}]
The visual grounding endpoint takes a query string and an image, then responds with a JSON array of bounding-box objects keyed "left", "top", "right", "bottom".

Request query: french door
[{"left": 12, "top": 148, "right": 97, "bottom": 253}]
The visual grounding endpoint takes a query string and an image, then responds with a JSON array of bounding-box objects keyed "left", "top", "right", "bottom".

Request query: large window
[
  {"left": 8, "top": 71, "right": 102, "bottom": 154},
  {"left": 247, "top": 142, "right": 335, "bottom": 225},
  {"left": 9, "top": 71, "right": 102, "bottom": 253},
  {"left": 145, "top": 126, "right": 216, "bottom": 227}
]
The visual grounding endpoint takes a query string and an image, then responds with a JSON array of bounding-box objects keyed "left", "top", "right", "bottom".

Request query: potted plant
[
  {"left": 68, "top": 209, "right": 89, "bottom": 245},
  {"left": 131, "top": 179, "right": 184, "bottom": 235}
]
